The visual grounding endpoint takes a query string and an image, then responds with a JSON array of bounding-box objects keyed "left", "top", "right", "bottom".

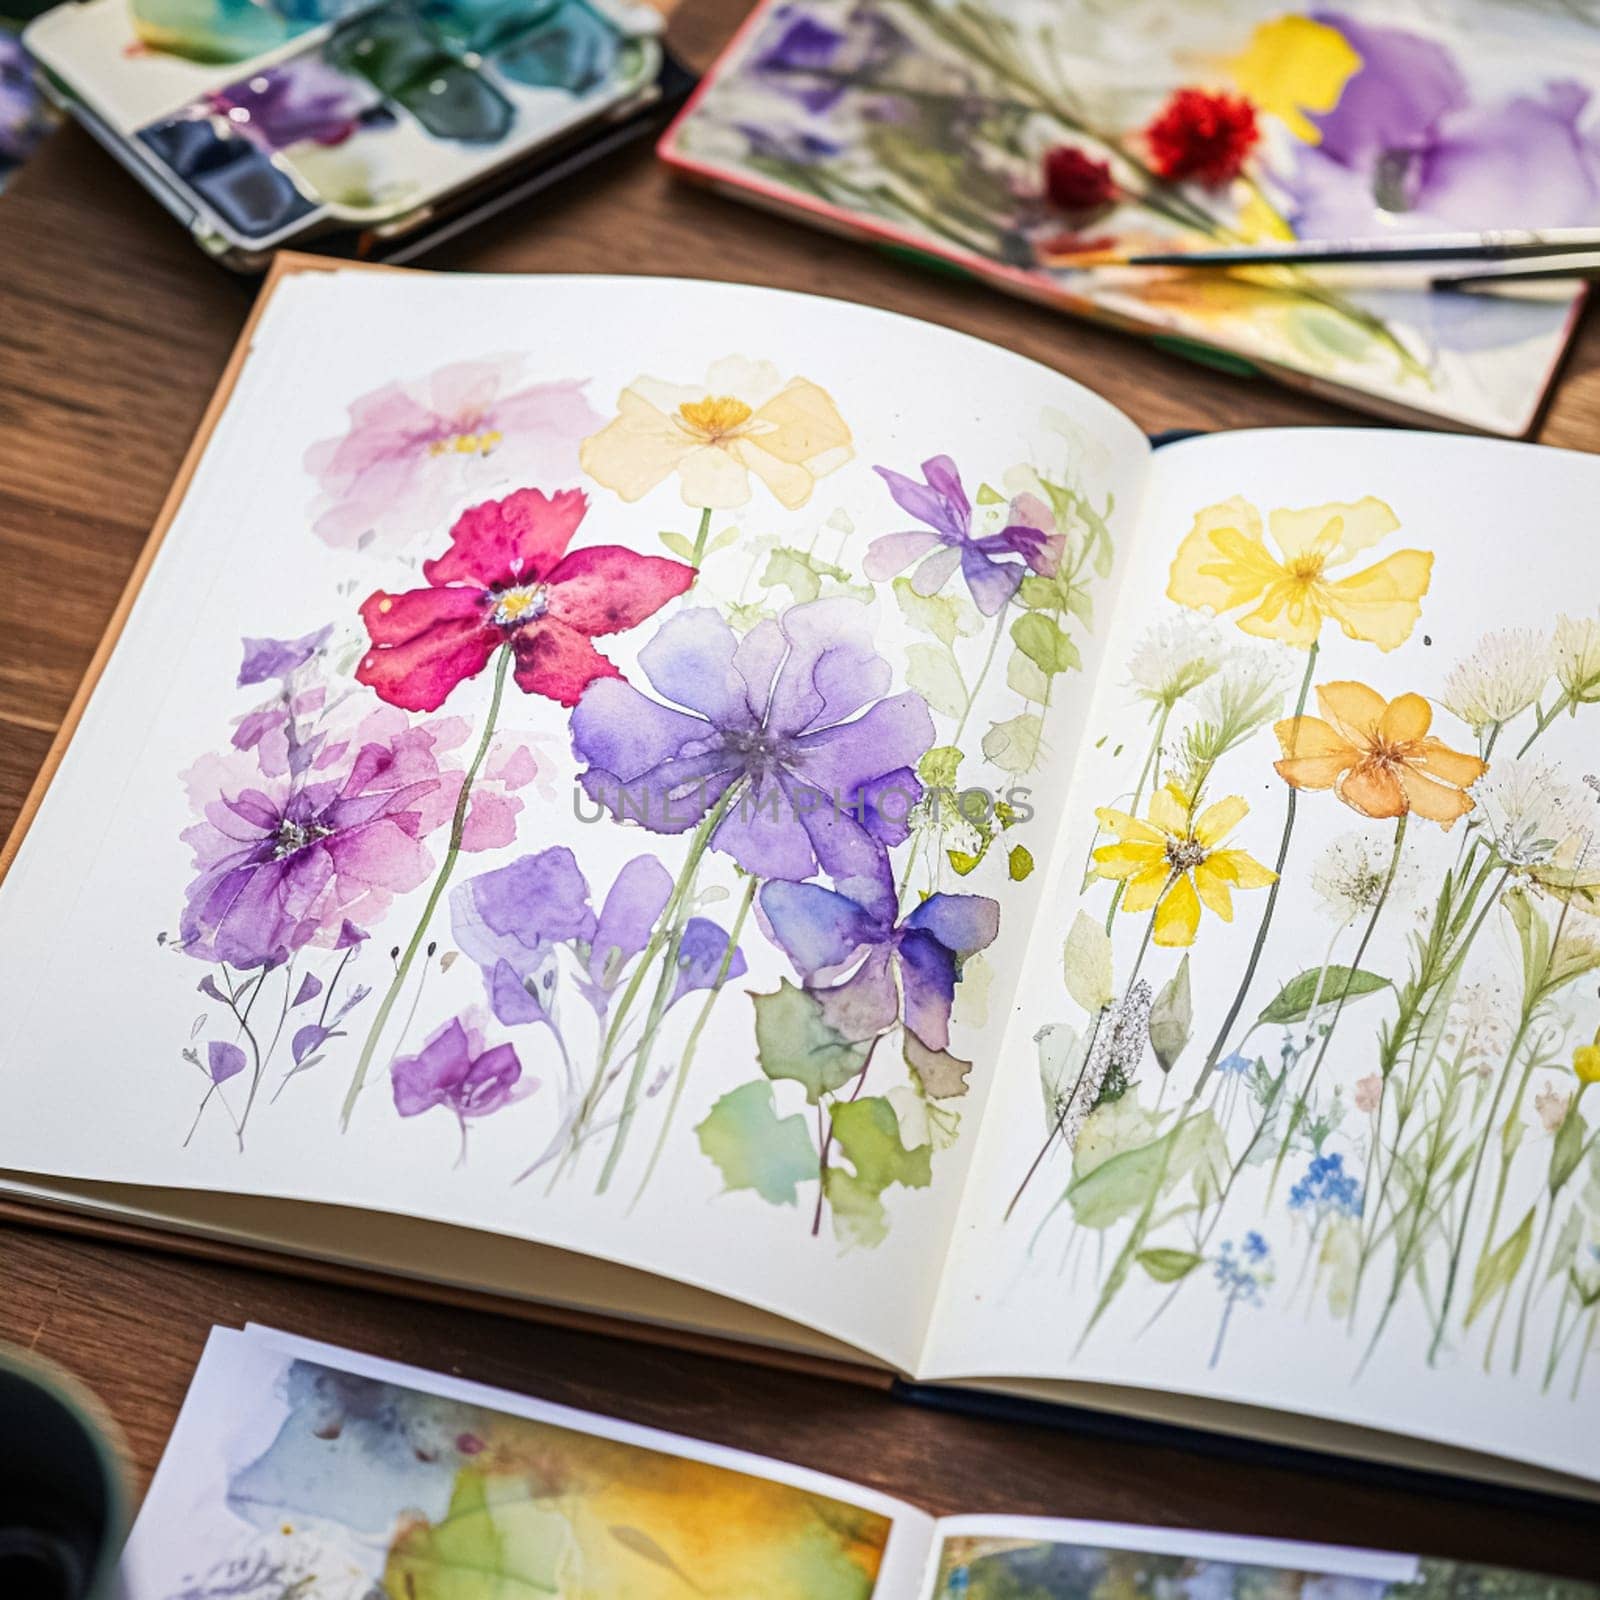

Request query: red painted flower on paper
[
  {"left": 1043, "top": 145, "right": 1116, "bottom": 214},
  {"left": 1145, "top": 88, "right": 1259, "bottom": 186},
  {"left": 356, "top": 488, "right": 696, "bottom": 712}
]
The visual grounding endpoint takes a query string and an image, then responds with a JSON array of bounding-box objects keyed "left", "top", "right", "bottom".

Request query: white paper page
[
  {"left": 922, "top": 429, "right": 1600, "bottom": 1483},
  {"left": 122, "top": 1323, "right": 933, "bottom": 1597},
  {"left": 0, "top": 269, "right": 1149, "bottom": 1371}
]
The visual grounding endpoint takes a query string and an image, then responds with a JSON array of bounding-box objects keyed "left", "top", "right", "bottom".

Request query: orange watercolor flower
[{"left": 1274, "top": 681, "right": 1487, "bottom": 829}]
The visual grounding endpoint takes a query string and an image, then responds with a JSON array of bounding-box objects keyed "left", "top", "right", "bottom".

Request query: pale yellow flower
[
  {"left": 580, "top": 356, "right": 852, "bottom": 510},
  {"left": 1093, "top": 782, "right": 1276, "bottom": 948},
  {"left": 1168, "top": 495, "right": 1432, "bottom": 652}
]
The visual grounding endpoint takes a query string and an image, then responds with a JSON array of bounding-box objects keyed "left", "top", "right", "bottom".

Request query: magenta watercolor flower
[
  {"left": 391, "top": 1015, "right": 526, "bottom": 1126},
  {"left": 356, "top": 488, "right": 696, "bottom": 712},
  {"left": 1286, "top": 14, "right": 1600, "bottom": 235},
  {"left": 305, "top": 356, "right": 605, "bottom": 552},
  {"left": 571, "top": 599, "right": 933, "bottom": 887},
  {"left": 865, "top": 456, "right": 1060, "bottom": 615}
]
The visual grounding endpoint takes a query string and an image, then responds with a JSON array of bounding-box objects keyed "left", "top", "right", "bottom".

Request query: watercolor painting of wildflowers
[
  {"left": 970, "top": 435, "right": 1600, "bottom": 1437},
  {"left": 665, "top": 0, "right": 1600, "bottom": 435},
  {"left": 154, "top": 309, "right": 1121, "bottom": 1259}
]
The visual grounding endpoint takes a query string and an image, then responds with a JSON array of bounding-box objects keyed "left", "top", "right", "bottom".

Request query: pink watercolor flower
[
  {"left": 356, "top": 487, "right": 695, "bottom": 712},
  {"left": 304, "top": 356, "right": 604, "bottom": 553},
  {"left": 1354, "top": 1073, "right": 1382, "bottom": 1114}
]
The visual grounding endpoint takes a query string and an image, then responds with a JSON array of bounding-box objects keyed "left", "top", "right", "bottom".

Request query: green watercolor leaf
[
  {"left": 892, "top": 576, "right": 978, "bottom": 645},
  {"left": 1008, "top": 844, "right": 1035, "bottom": 881},
  {"left": 1465, "top": 1205, "right": 1536, "bottom": 1328},
  {"left": 1063, "top": 911, "right": 1114, "bottom": 1014},
  {"left": 658, "top": 529, "right": 696, "bottom": 562},
  {"left": 695, "top": 1081, "right": 817, "bottom": 1206},
  {"left": 947, "top": 848, "right": 983, "bottom": 876},
  {"left": 823, "top": 1095, "right": 933, "bottom": 1248},
  {"left": 919, "top": 744, "right": 962, "bottom": 789},
  {"left": 981, "top": 711, "right": 1044, "bottom": 773},
  {"left": 1005, "top": 647, "right": 1052, "bottom": 704},
  {"left": 1036, "top": 1022, "right": 1085, "bottom": 1128},
  {"left": 976, "top": 481, "right": 1004, "bottom": 504},
  {"left": 1551, "top": 1109, "right": 1589, "bottom": 1194},
  {"left": 1148, "top": 955, "right": 1192, "bottom": 1073},
  {"left": 1011, "top": 612, "right": 1081, "bottom": 675},
  {"left": 760, "top": 545, "right": 870, "bottom": 606},
  {"left": 1066, "top": 1111, "right": 1226, "bottom": 1230},
  {"left": 905, "top": 642, "right": 968, "bottom": 719},
  {"left": 751, "top": 980, "right": 871, "bottom": 1103},
  {"left": 1257, "top": 966, "right": 1391, "bottom": 1025},
  {"left": 1137, "top": 1247, "right": 1204, "bottom": 1284}
]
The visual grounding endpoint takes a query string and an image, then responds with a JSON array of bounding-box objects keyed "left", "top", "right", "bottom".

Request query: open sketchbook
[
  {"left": 131, "top": 1326, "right": 1599, "bottom": 1600},
  {"left": 2, "top": 261, "right": 1599, "bottom": 1501},
  {"left": 660, "top": 0, "right": 1598, "bottom": 437}
]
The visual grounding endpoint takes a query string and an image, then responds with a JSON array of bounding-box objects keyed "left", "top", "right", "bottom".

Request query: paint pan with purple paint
[{"left": 24, "top": 0, "right": 674, "bottom": 266}]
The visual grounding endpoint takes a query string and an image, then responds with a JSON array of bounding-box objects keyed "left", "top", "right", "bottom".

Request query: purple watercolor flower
[
  {"left": 304, "top": 356, "right": 604, "bottom": 554},
  {"left": 749, "top": 4, "right": 905, "bottom": 115},
  {"left": 865, "top": 457, "right": 1061, "bottom": 616},
  {"left": 238, "top": 626, "right": 333, "bottom": 688},
  {"left": 206, "top": 58, "right": 385, "bottom": 154},
  {"left": 761, "top": 876, "right": 998, "bottom": 1062},
  {"left": 450, "top": 846, "right": 747, "bottom": 1031},
  {"left": 571, "top": 599, "right": 933, "bottom": 888},
  {"left": 179, "top": 720, "right": 445, "bottom": 970},
  {"left": 1285, "top": 15, "right": 1600, "bottom": 234},
  {"left": 391, "top": 1016, "right": 525, "bottom": 1125},
  {"left": 207, "top": 1040, "right": 247, "bottom": 1084}
]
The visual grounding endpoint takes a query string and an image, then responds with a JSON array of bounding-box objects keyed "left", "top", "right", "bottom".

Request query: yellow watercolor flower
[
  {"left": 1575, "top": 1042, "right": 1600, "bottom": 1084},
  {"left": 1093, "top": 783, "right": 1277, "bottom": 948},
  {"left": 1224, "top": 15, "right": 1361, "bottom": 144},
  {"left": 1168, "top": 494, "right": 1431, "bottom": 652},
  {"left": 1274, "top": 681, "right": 1487, "bottom": 828},
  {"left": 580, "top": 356, "right": 852, "bottom": 510}
]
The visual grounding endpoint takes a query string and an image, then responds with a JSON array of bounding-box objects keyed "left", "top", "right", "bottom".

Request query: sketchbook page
[
  {"left": 914, "top": 1516, "right": 1600, "bottom": 1600},
  {"left": 920, "top": 428, "right": 1600, "bottom": 1483},
  {"left": 0, "top": 267, "right": 1150, "bottom": 1374},
  {"left": 122, "top": 1323, "right": 934, "bottom": 1598}
]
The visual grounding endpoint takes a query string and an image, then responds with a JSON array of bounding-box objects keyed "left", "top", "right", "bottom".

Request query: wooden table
[{"left": 2, "top": 0, "right": 1599, "bottom": 1576}]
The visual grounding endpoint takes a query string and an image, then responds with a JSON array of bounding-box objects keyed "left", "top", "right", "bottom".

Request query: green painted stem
[
  {"left": 630, "top": 873, "right": 758, "bottom": 1209},
  {"left": 340, "top": 646, "right": 510, "bottom": 1132},
  {"left": 595, "top": 786, "right": 740, "bottom": 1193},
  {"left": 1192, "top": 642, "right": 1318, "bottom": 1098},
  {"left": 689, "top": 506, "right": 713, "bottom": 570}
]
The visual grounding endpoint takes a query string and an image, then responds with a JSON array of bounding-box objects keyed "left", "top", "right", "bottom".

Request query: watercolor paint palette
[{"left": 25, "top": 0, "right": 677, "bottom": 266}]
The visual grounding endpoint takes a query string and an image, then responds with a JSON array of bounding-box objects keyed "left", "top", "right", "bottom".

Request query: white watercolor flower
[
  {"left": 1554, "top": 611, "right": 1600, "bottom": 706},
  {"left": 1446, "top": 977, "right": 1515, "bottom": 1073},
  {"left": 1127, "top": 615, "right": 1226, "bottom": 710},
  {"left": 1309, "top": 828, "right": 1423, "bottom": 925},
  {"left": 1440, "top": 627, "right": 1551, "bottom": 734},
  {"left": 1471, "top": 758, "right": 1598, "bottom": 893}
]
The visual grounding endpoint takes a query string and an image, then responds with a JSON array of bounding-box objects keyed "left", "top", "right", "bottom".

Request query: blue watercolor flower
[{"left": 1288, "top": 1151, "right": 1363, "bottom": 1221}]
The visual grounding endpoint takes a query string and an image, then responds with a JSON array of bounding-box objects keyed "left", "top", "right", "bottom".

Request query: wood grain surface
[{"left": 2, "top": 0, "right": 1600, "bottom": 1572}]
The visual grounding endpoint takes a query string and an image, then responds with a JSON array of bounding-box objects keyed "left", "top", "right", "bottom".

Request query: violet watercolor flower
[
  {"left": 865, "top": 456, "right": 1061, "bottom": 616},
  {"left": 571, "top": 598, "right": 934, "bottom": 889},
  {"left": 450, "top": 846, "right": 747, "bottom": 1033},
  {"left": 1285, "top": 14, "right": 1600, "bottom": 236},
  {"left": 761, "top": 874, "right": 998, "bottom": 1072},
  {"left": 750, "top": 4, "right": 905, "bottom": 115},
  {"left": 391, "top": 1016, "right": 527, "bottom": 1153},
  {"left": 304, "top": 356, "right": 605, "bottom": 553},
  {"left": 238, "top": 625, "right": 334, "bottom": 688}
]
